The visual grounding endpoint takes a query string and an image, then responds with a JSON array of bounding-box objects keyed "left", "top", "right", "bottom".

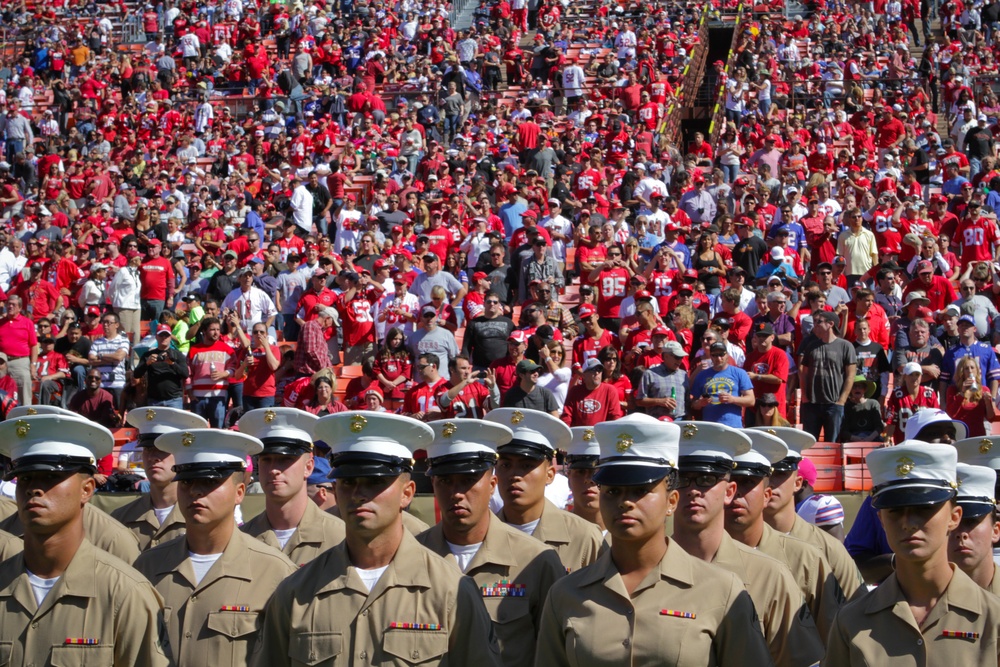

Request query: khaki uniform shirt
[
  {"left": 713, "top": 532, "right": 824, "bottom": 667},
  {"left": 0, "top": 530, "right": 21, "bottom": 561},
  {"left": 250, "top": 529, "right": 502, "bottom": 667},
  {"left": 499, "top": 499, "right": 603, "bottom": 573},
  {"left": 110, "top": 495, "right": 187, "bottom": 552},
  {"left": 0, "top": 539, "right": 169, "bottom": 667},
  {"left": 823, "top": 566, "right": 1000, "bottom": 667},
  {"left": 0, "top": 503, "right": 141, "bottom": 565},
  {"left": 534, "top": 539, "right": 775, "bottom": 666},
  {"left": 241, "top": 499, "right": 346, "bottom": 566},
  {"left": 788, "top": 516, "right": 864, "bottom": 600},
  {"left": 330, "top": 506, "right": 429, "bottom": 535},
  {"left": 134, "top": 529, "right": 296, "bottom": 667},
  {"left": 0, "top": 496, "right": 15, "bottom": 522},
  {"left": 989, "top": 567, "right": 1000, "bottom": 596},
  {"left": 756, "top": 523, "right": 844, "bottom": 645},
  {"left": 417, "top": 515, "right": 565, "bottom": 667}
]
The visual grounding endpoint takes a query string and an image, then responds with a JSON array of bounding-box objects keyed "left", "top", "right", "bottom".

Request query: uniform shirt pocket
[
  {"left": 382, "top": 628, "right": 449, "bottom": 664},
  {"left": 0, "top": 641, "right": 10, "bottom": 667},
  {"left": 485, "top": 597, "right": 531, "bottom": 626},
  {"left": 288, "top": 631, "right": 343, "bottom": 666},
  {"left": 206, "top": 610, "right": 261, "bottom": 638},
  {"left": 49, "top": 644, "right": 115, "bottom": 666}
]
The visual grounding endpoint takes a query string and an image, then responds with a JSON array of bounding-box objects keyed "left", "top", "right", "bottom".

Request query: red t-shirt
[
  {"left": 561, "top": 382, "right": 624, "bottom": 426},
  {"left": 595, "top": 267, "right": 630, "bottom": 318},
  {"left": 139, "top": 257, "right": 175, "bottom": 301},
  {"left": 437, "top": 380, "right": 491, "bottom": 419},
  {"left": 744, "top": 346, "right": 790, "bottom": 418},
  {"left": 403, "top": 378, "right": 448, "bottom": 416},
  {"left": 244, "top": 344, "right": 280, "bottom": 398}
]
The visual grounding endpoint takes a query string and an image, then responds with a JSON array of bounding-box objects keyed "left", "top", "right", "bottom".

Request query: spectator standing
[
  {"left": 289, "top": 175, "right": 314, "bottom": 236},
  {"left": 222, "top": 266, "right": 277, "bottom": 332},
  {"left": 293, "top": 307, "right": 335, "bottom": 377},
  {"left": 835, "top": 208, "right": 879, "bottom": 287},
  {"left": 138, "top": 239, "right": 174, "bottom": 322},
  {"left": 945, "top": 356, "right": 996, "bottom": 437},
  {"left": 337, "top": 271, "right": 380, "bottom": 365},
  {"left": 187, "top": 317, "right": 237, "bottom": 427},
  {"left": 690, "top": 341, "right": 756, "bottom": 428},
  {"left": 403, "top": 352, "right": 448, "bottom": 421},
  {"left": 108, "top": 249, "right": 143, "bottom": 345},
  {"left": 374, "top": 272, "right": 420, "bottom": 342},
  {"left": 410, "top": 252, "right": 467, "bottom": 308},
  {"left": 635, "top": 339, "right": 688, "bottom": 420},
  {"left": 940, "top": 314, "right": 1000, "bottom": 401},
  {"left": 0, "top": 295, "right": 37, "bottom": 406},
  {"left": 561, "top": 358, "right": 624, "bottom": 427},
  {"left": 501, "top": 358, "right": 560, "bottom": 416},
  {"left": 34, "top": 336, "right": 68, "bottom": 407},
  {"left": 464, "top": 292, "right": 515, "bottom": 370},
  {"left": 133, "top": 324, "right": 188, "bottom": 408},
  {"left": 587, "top": 244, "right": 632, "bottom": 331},
  {"left": 87, "top": 312, "right": 130, "bottom": 408},
  {"left": 437, "top": 355, "right": 500, "bottom": 419},
  {"left": 799, "top": 311, "right": 858, "bottom": 443},
  {"left": 744, "top": 322, "right": 790, "bottom": 420},
  {"left": 407, "top": 305, "right": 459, "bottom": 381}
]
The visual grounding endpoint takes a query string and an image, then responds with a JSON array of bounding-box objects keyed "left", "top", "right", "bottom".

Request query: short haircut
[{"left": 418, "top": 352, "right": 440, "bottom": 368}]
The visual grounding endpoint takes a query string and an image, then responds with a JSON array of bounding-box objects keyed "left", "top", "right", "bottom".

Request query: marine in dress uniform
[
  {"left": 134, "top": 428, "right": 297, "bottom": 667},
  {"left": 948, "top": 462, "right": 1000, "bottom": 594},
  {"left": 672, "top": 422, "right": 824, "bottom": 667},
  {"left": 534, "top": 413, "right": 775, "bottom": 667},
  {"left": 566, "top": 426, "right": 606, "bottom": 531},
  {"left": 251, "top": 412, "right": 502, "bottom": 667},
  {"left": 0, "top": 415, "right": 169, "bottom": 666},
  {"left": 485, "top": 408, "right": 604, "bottom": 572},
  {"left": 111, "top": 407, "right": 209, "bottom": 550},
  {"left": 2, "top": 406, "right": 142, "bottom": 563},
  {"left": 754, "top": 426, "right": 864, "bottom": 601},
  {"left": 823, "top": 442, "right": 1000, "bottom": 666},
  {"left": 237, "top": 408, "right": 346, "bottom": 565},
  {"left": 726, "top": 429, "right": 844, "bottom": 645},
  {"left": 416, "top": 419, "right": 566, "bottom": 667}
]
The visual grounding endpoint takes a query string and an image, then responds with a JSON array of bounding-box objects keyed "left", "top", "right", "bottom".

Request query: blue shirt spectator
[{"left": 690, "top": 361, "right": 753, "bottom": 428}]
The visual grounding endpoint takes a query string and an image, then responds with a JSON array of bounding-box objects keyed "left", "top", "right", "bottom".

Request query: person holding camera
[{"left": 134, "top": 324, "right": 189, "bottom": 408}]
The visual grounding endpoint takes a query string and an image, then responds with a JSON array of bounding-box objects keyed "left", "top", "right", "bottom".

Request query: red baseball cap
[
  {"left": 85, "top": 305, "right": 101, "bottom": 316},
  {"left": 508, "top": 330, "right": 528, "bottom": 344},
  {"left": 578, "top": 304, "right": 597, "bottom": 319},
  {"left": 635, "top": 290, "right": 654, "bottom": 300},
  {"left": 156, "top": 324, "right": 173, "bottom": 337},
  {"left": 472, "top": 271, "right": 488, "bottom": 281}
]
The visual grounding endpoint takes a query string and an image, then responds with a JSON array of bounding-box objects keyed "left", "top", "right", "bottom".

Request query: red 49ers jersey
[{"left": 437, "top": 380, "right": 490, "bottom": 419}]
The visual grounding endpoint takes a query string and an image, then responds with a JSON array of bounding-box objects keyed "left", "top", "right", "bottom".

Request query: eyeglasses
[
  {"left": 490, "top": 253, "right": 503, "bottom": 257},
  {"left": 417, "top": 364, "right": 432, "bottom": 369},
  {"left": 101, "top": 320, "right": 116, "bottom": 325},
  {"left": 677, "top": 473, "right": 727, "bottom": 489},
  {"left": 485, "top": 299, "right": 500, "bottom": 305},
  {"left": 710, "top": 352, "right": 727, "bottom": 358},
  {"left": 608, "top": 253, "right": 622, "bottom": 258},
  {"left": 248, "top": 238, "right": 260, "bottom": 243}
]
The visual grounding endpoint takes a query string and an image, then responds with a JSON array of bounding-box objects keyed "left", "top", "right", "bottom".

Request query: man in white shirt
[
  {"left": 222, "top": 267, "right": 277, "bottom": 332},
  {"left": 289, "top": 175, "right": 314, "bottom": 235}
]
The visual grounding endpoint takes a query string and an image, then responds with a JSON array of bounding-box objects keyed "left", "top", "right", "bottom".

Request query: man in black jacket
[{"left": 133, "top": 324, "right": 189, "bottom": 408}]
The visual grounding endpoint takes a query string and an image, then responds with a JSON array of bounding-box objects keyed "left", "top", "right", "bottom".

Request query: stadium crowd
[{"left": 0, "top": 0, "right": 998, "bottom": 664}]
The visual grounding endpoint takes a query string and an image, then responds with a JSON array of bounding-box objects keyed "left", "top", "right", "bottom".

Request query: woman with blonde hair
[
  {"left": 752, "top": 392, "right": 792, "bottom": 427},
  {"left": 946, "top": 356, "right": 996, "bottom": 438}
]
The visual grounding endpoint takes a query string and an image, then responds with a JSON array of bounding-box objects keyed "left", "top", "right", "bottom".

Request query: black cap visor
[
  {"left": 329, "top": 452, "right": 414, "bottom": 479},
  {"left": 6, "top": 455, "right": 96, "bottom": 481},
  {"left": 957, "top": 499, "right": 996, "bottom": 520},
  {"left": 593, "top": 462, "right": 676, "bottom": 487},
  {"left": 566, "top": 455, "right": 599, "bottom": 470},
  {"left": 426, "top": 452, "right": 497, "bottom": 476},
  {"left": 678, "top": 456, "right": 736, "bottom": 475},
  {"left": 497, "top": 440, "right": 553, "bottom": 461},
  {"left": 172, "top": 461, "right": 246, "bottom": 481},
  {"left": 260, "top": 436, "right": 314, "bottom": 456},
  {"left": 871, "top": 481, "right": 957, "bottom": 510},
  {"left": 771, "top": 456, "right": 801, "bottom": 474}
]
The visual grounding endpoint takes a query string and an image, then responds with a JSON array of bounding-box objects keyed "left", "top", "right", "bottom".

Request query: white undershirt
[
  {"left": 445, "top": 541, "right": 482, "bottom": 573},
  {"left": 152, "top": 505, "right": 174, "bottom": 527},
  {"left": 188, "top": 552, "right": 224, "bottom": 586},
  {"left": 356, "top": 565, "right": 390, "bottom": 592},
  {"left": 509, "top": 519, "right": 541, "bottom": 536},
  {"left": 273, "top": 528, "right": 297, "bottom": 549},
  {"left": 26, "top": 570, "right": 59, "bottom": 607}
]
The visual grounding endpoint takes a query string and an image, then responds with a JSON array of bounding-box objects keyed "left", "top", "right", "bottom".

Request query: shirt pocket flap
[
  {"left": 382, "top": 629, "right": 449, "bottom": 664},
  {"left": 206, "top": 610, "right": 260, "bottom": 638},
  {"left": 0, "top": 641, "right": 10, "bottom": 667},
  {"left": 289, "top": 632, "right": 343, "bottom": 666},
  {"left": 485, "top": 597, "right": 532, "bottom": 625},
  {"left": 49, "top": 644, "right": 115, "bottom": 666}
]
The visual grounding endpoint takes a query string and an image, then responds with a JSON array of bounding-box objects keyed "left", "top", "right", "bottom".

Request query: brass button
[
  {"left": 623, "top": 639, "right": 630, "bottom": 648},
  {"left": 359, "top": 650, "right": 368, "bottom": 660},
  {"left": 412, "top": 651, "right": 420, "bottom": 659}
]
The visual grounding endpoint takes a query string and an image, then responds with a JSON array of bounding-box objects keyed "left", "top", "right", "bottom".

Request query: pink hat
[{"left": 798, "top": 457, "right": 818, "bottom": 486}]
